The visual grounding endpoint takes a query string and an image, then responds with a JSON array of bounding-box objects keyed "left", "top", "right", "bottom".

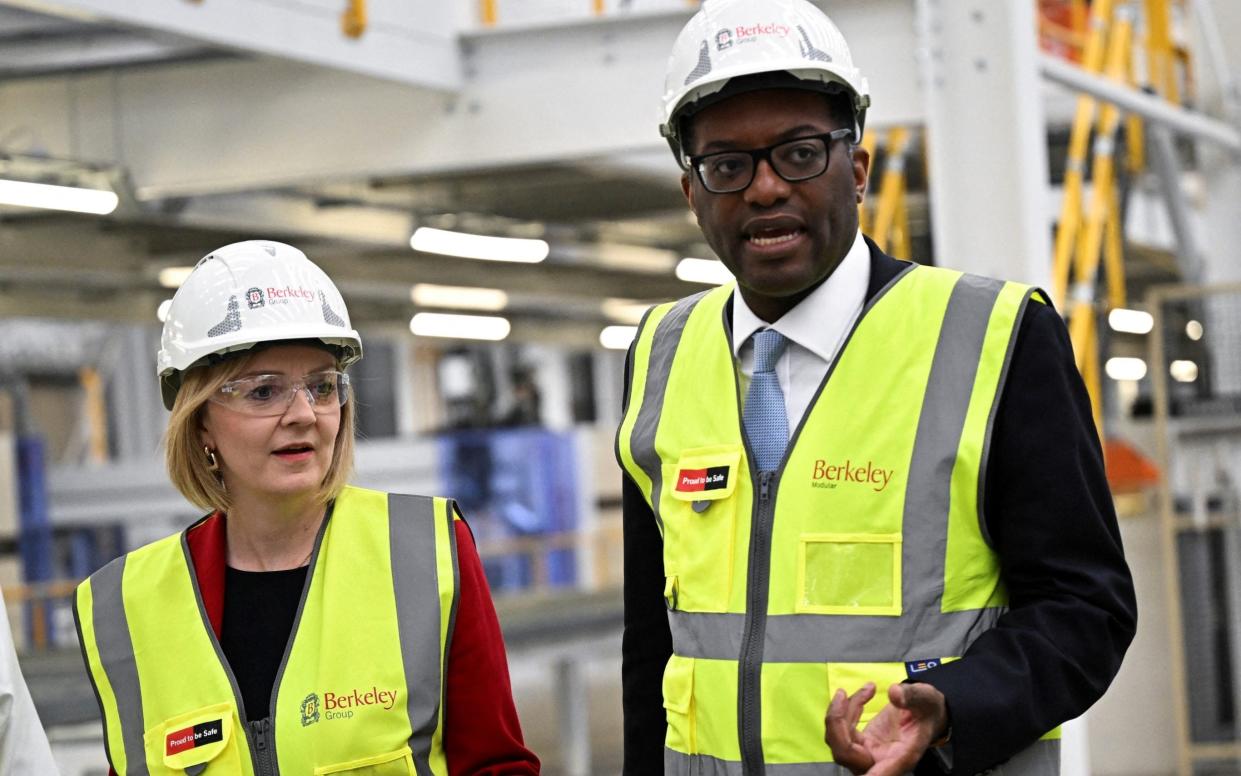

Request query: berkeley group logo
[
  {"left": 265, "top": 285, "right": 316, "bottom": 305},
  {"left": 300, "top": 693, "right": 320, "bottom": 726},
  {"left": 810, "top": 459, "right": 895, "bottom": 492},
  {"left": 301, "top": 686, "right": 399, "bottom": 725},
  {"left": 246, "top": 287, "right": 265, "bottom": 309}
]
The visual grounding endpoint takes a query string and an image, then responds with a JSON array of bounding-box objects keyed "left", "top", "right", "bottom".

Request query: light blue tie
[{"left": 743, "top": 328, "right": 790, "bottom": 472}]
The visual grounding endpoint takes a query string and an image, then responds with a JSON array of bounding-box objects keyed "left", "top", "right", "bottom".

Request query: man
[{"left": 615, "top": 1, "right": 1137, "bottom": 775}]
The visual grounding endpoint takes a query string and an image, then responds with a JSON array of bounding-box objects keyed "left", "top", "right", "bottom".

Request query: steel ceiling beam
[
  {"left": 0, "top": 0, "right": 462, "bottom": 91},
  {"left": 0, "top": 31, "right": 214, "bottom": 78},
  {"left": 0, "top": 0, "right": 917, "bottom": 200}
]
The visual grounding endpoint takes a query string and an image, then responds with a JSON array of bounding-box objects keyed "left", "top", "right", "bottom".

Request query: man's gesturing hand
[{"left": 824, "top": 682, "right": 949, "bottom": 776}]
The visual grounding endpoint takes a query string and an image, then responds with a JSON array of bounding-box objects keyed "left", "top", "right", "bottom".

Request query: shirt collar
[{"left": 731, "top": 229, "right": 870, "bottom": 361}]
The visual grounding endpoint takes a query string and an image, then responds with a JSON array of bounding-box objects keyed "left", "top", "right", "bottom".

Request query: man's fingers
[
  {"left": 867, "top": 755, "right": 923, "bottom": 776},
  {"left": 825, "top": 689, "right": 863, "bottom": 744},
  {"left": 847, "top": 682, "right": 876, "bottom": 727},
  {"left": 887, "top": 682, "right": 950, "bottom": 747},
  {"left": 889, "top": 682, "right": 946, "bottom": 717},
  {"left": 825, "top": 688, "right": 876, "bottom": 774}
]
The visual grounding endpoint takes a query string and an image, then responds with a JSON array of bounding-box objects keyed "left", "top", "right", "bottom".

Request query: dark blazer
[{"left": 620, "top": 240, "right": 1137, "bottom": 776}]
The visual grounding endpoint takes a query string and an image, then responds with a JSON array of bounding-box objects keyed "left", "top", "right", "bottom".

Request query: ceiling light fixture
[
  {"left": 1107, "top": 308, "right": 1154, "bottom": 335},
  {"left": 410, "top": 312, "right": 511, "bottom": 341},
  {"left": 601, "top": 298, "right": 653, "bottom": 324},
  {"left": 1170, "top": 360, "right": 1199, "bottom": 383},
  {"left": 676, "top": 257, "right": 734, "bottom": 285},
  {"left": 411, "top": 284, "right": 508, "bottom": 311},
  {"left": 0, "top": 179, "right": 119, "bottom": 215},
  {"left": 158, "top": 266, "right": 195, "bottom": 289},
  {"left": 600, "top": 325, "right": 638, "bottom": 350},
  {"left": 410, "top": 227, "right": 549, "bottom": 263},
  {"left": 1105, "top": 357, "right": 1147, "bottom": 381}
]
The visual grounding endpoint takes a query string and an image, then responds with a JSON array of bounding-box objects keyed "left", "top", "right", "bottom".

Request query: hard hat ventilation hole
[
  {"left": 320, "top": 291, "right": 346, "bottom": 327},
  {"left": 684, "top": 40, "right": 712, "bottom": 85},
  {"left": 797, "top": 26, "right": 832, "bottom": 62},
  {"left": 207, "top": 297, "right": 243, "bottom": 337}
]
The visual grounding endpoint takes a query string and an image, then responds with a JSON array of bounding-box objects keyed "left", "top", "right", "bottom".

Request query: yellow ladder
[{"left": 859, "top": 127, "right": 914, "bottom": 260}]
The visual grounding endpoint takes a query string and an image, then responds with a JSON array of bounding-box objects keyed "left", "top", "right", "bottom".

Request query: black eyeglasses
[{"left": 687, "top": 128, "right": 855, "bottom": 194}]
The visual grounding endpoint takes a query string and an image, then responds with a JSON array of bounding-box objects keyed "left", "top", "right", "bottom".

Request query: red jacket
[{"left": 109, "top": 511, "right": 539, "bottom": 776}]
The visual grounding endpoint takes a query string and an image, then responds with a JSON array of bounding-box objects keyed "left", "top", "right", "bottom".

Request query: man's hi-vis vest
[
  {"left": 617, "top": 264, "right": 1062, "bottom": 775},
  {"left": 74, "top": 486, "right": 459, "bottom": 776}
]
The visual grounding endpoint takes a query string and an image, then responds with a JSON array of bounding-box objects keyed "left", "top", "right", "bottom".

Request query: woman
[{"left": 74, "top": 240, "right": 539, "bottom": 775}]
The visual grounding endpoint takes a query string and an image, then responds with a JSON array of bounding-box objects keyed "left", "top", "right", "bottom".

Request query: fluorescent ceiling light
[
  {"left": 601, "top": 298, "right": 652, "bottom": 324},
  {"left": 1170, "top": 360, "right": 1199, "bottom": 383},
  {"left": 411, "top": 283, "right": 508, "bottom": 311},
  {"left": 1186, "top": 320, "right": 1203, "bottom": 341},
  {"left": 1107, "top": 308, "right": 1154, "bottom": 335},
  {"left": 157, "top": 299, "right": 174, "bottom": 323},
  {"left": 676, "top": 257, "right": 734, "bottom": 285},
  {"left": 410, "top": 227, "right": 548, "bottom": 263},
  {"left": 600, "top": 325, "right": 638, "bottom": 350},
  {"left": 410, "top": 312, "right": 511, "bottom": 341},
  {"left": 0, "top": 179, "right": 118, "bottom": 215},
  {"left": 158, "top": 266, "right": 194, "bottom": 289},
  {"left": 1105, "top": 357, "right": 1147, "bottom": 381}
]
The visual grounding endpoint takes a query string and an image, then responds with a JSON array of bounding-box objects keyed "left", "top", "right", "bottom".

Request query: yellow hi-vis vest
[
  {"left": 74, "top": 486, "right": 458, "bottom": 776},
  {"left": 617, "top": 264, "right": 1061, "bottom": 775}
]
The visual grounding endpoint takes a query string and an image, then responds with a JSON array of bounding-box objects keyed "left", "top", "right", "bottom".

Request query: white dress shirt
[{"left": 733, "top": 229, "right": 870, "bottom": 431}]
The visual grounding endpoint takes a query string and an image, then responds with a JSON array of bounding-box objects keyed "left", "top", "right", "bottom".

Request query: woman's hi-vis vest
[
  {"left": 74, "top": 486, "right": 459, "bottom": 776},
  {"left": 617, "top": 264, "right": 1062, "bottom": 776}
]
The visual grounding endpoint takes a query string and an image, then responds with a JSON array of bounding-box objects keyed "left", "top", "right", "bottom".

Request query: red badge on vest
[
  {"left": 675, "top": 466, "right": 729, "bottom": 493},
  {"left": 166, "top": 720, "right": 224, "bottom": 756}
]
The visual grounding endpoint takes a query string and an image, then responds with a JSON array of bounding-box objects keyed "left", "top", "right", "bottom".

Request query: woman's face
[{"left": 199, "top": 344, "right": 341, "bottom": 507}]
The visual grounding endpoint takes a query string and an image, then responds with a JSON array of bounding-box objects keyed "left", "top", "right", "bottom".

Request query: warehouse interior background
[{"left": 0, "top": 0, "right": 1239, "bottom": 773}]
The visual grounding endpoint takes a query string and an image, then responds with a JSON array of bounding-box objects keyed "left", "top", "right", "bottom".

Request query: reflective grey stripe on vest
[
  {"left": 900, "top": 273, "right": 1004, "bottom": 644},
  {"left": 669, "top": 607, "right": 1002, "bottom": 662},
  {"left": 666, "top": 750, "right": 853, "bottom": 776},
  {"left": 993, "top": 739, "right": 1061, "bottom": 775},
  {"left": 977, "top": 287, "right": 1039, "bottom": 548},
  {"left": 630, "top": 289, "right": 712, "bottom": 534},
  {"left": 665, "top": 739, "right": 1060, "bottom": 775},
  {"left": 666, "top": 273, "right": 1009, "bottom": 663},
  {"left": 89, "top": 556, "right": 149, "bottom": 776},
  {"left": 389, "top": 494, "right": 455, "bottom": 776}
]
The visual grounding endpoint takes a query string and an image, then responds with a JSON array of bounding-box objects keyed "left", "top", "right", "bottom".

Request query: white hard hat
[
  {"left": 660, "top": 0, "right": 871, "bottom": 166},
  {"left": 157, "top": 240, "right": 362, "bottom": 409}
]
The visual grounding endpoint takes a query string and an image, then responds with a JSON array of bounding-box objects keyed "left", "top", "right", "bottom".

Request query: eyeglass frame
[
  {"left": 686, "top": 128, "right": 856, "bottom": 194},
  {"left": 209, "top": 370, "right": 352, "bottom": 417}
]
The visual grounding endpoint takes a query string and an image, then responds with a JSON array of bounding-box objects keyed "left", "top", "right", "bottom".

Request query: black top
[
  {"left": 221, "top": 565, "right": 308, "bottom": 722},
  {"left": 620, "top": 243, "right": 1138, "bottom": 776}
]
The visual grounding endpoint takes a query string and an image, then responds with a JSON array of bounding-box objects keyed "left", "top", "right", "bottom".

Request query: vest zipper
[
  {"left": 250, "top": 717, "right": 277, "bottom": 776},
  {"left": 738, "top": 468, "right": 777, "bottom": 776}
]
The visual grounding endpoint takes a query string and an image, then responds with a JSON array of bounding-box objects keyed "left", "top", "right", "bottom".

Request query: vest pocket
[
  {"left": 314, "top": 745, "right": 415, "bottom": 775},
  {"left": 796, "top": 532, "right": 902, "bottom": 615},
  {"left": 826, "top": 663, "right": 912, "bottom": 728},
  {"left": 661, "top": 446, "right": 742, "bottom": 612},
  {"left": 145, "top": 702, "right": 243, "bottom": 775},
  {"left": 662, "top": 655, "right": 696, "bottom": 754}
]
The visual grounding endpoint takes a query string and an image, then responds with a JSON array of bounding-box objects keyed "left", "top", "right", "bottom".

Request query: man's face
[{"left": 681, "top": 89, "right": 869, "bottom": 322}]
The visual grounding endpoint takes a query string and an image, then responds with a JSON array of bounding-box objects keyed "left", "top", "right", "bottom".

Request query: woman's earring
[{"left": 204, "top": 446, "right": 220, "bottom": 472}]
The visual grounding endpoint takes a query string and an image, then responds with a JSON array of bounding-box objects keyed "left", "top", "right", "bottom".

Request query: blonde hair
[{"left": 164, "top": 348, "right": 356, "bottom": 512}]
